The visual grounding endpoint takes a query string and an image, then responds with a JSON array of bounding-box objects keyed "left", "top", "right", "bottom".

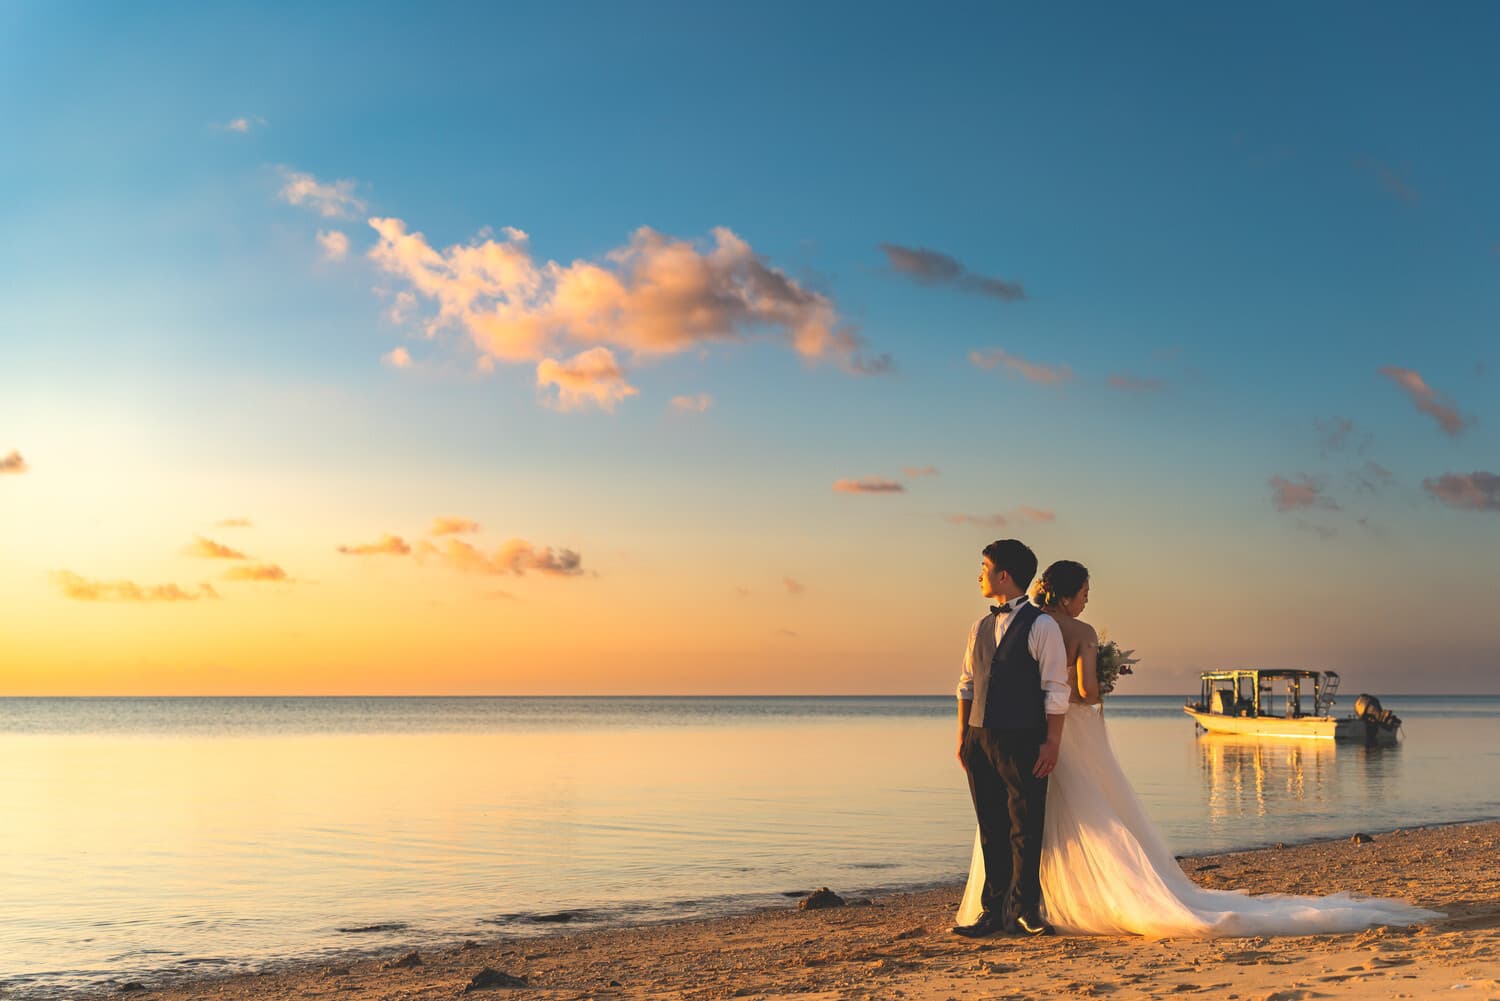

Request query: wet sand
[{"left": 89, "top": 820, "right": 1500, "bottom": 1000}]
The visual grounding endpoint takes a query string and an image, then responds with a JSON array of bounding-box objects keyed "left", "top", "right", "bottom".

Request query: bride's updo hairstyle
[{"left": 1033, "top": 560, "right": 1089, "bottom": 608}]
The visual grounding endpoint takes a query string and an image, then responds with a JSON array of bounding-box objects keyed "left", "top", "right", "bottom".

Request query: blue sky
[{"left": 1, "top": 2, "right": 1496, "bottom": 694}]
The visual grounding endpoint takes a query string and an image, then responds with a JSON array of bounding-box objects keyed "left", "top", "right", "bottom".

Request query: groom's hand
[
  {"left": 956, "top": 741, "right": 967, "bottom": 769},
  {"left": 1033, "top": 740, "right": 1060, "bottom": 778}
]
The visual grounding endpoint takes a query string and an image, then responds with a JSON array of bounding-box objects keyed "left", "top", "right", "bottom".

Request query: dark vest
[{"left": 981, "top": 602, "right": 1046, "bottom": 731}]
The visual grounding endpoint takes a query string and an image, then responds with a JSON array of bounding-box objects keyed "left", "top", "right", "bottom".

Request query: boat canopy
[{"left": 1192, "top": 669, "right": 1340, "bottom": 719}]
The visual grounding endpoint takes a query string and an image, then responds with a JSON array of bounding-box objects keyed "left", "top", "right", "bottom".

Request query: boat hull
[{"left": 1183, "top": 706, "right": 1397, "bottom": 745}]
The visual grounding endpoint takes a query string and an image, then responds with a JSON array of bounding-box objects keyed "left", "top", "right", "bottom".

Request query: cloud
[
  {"left": 1422, "top": 471, "right": 1500, "bottom": 512},
  {"left": 383, "top": 346, "right": 412, "bottom": 369},
  {"left": 1355, "top": 157, "right": 1418, "bottom": 204},
  {"left": 367, "top": 218, "right": 887, "bottom": 379},
  {"left": 223, "top": 563, "right": 289, "bottom": 582},
  {"left": 0, "top": 450, "right": 26, "bottom": 474},
  {"left": 903, "top": 465, "right": 939, "bottom": 478},
  {"left": 670, "top": 393, "right": 714, "bottom": 414},
  {"left": 277, "top": 167, "right": 366, "bottom": 219},
  {"left": 833, "top": 476, "right": 905, "bottom": 494},
  {"left": 184, "top": 536, "right": 248, "bottom": 560},
  {"left": 1315, "top": 416, "right": 1360, "bottom": 455},
  {"left": 430, "top": 516, "right": 481, "bottom": 536},
  {"left": 537, "top": 347, "right": 639, "bottom": 412},
  {"left": 970, "top": 348, "right": 1072, "bottom": 386},
  {"left": 1269, "top": 475, "right": 1340, "bottom": 512},
  {"left": 415, "top": 537, "right": 586, "bottom": 577},
  {"left": 337, "top": 534, "right": 412, "bottom": 556},
  {"left": 388, "top": 290, "right": 418, "bottom": 325},
  {"left": 317, "top": 229, "right": 350, "bottom": 261},
  {"left": 1107, "top": 373, "right": 1165, "bottom": 394},
  {"left": 1378, "top": 366, "right": 1472, "bottom": 436},
  {"left": 783, "top": 577, "right": 805, "bottom": 596},
  {"left": 732, "top": 586, "right": 751, "bottom": 598},
  {"left": 53, "top": 571, "right": 219, "bottom": 602},
  {"left": 216, "top": 517, "right": 253, "bottom": 528},
  {"left": 217, "top": 115, "right": 266, "bottom": 133},
  {"left": 878, "top": 244, "right": 1025, "bottom": 301},
  {"left": 944, "top": 507, "right": 1056, "bottom": 527},
  {"left": 1351, "top": 461, "right": 1395, "bottom": 494}
]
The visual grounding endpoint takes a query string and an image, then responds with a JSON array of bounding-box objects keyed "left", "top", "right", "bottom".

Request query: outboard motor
[{"left": 1354, "top": 694, "right": 1402, "bottom": 746}]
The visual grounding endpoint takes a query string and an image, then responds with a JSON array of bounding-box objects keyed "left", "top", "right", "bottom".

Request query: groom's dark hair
[{"left": 982, "top": 539, "right": 1038, "bottom": 588}]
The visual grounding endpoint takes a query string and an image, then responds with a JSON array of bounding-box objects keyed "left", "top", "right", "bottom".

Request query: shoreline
[{"left": 62, "top": 819, "right": 1500, "bottom": 1001}]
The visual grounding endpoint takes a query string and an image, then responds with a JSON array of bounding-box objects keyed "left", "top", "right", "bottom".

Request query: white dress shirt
[{"left": 956, "top": 595, "right": 1071, "bottom": 717}]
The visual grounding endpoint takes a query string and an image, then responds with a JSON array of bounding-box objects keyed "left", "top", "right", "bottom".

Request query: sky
[{"left": 1, "top": 2, "right": 1496, "bottom": 696}]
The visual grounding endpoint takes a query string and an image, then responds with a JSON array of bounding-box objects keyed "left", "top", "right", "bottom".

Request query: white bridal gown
[{"left": 956, "top": 703, "right": 1442, "bottom": 936}]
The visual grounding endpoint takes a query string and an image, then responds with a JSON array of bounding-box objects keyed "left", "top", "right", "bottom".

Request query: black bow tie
[{"left": 991, "top": 601, "right": 1025, "bottom": 615}]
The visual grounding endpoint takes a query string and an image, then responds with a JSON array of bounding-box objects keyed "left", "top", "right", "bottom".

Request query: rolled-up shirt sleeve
[
  {"left": 956, "top": 619, "right": 979, "bottom": 700},
  {"left": 1029, "top": 613, "right": 1071, "bottom": 715}
]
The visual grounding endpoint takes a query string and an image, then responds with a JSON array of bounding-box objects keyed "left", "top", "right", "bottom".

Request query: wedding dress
[{"left": 956, "top": 702, "right": 1442, "bottom": 936}]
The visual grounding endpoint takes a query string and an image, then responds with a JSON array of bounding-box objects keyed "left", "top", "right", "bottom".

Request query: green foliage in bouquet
[{"left": 1096, "top": 635, "right": 1140, "bottom": 696}]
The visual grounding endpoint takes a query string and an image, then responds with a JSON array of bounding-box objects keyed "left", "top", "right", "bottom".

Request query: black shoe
[
  {"left": 1014, "top": 911, "right": 1055, "bottom": 936},
  {"left": 952, "top": 911, "right": 1007, "bottom": 938}
]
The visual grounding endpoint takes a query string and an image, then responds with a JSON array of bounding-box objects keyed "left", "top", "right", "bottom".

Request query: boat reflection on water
[{"left": 1197, "top": 733, "right": 1404, "bottom": 832}]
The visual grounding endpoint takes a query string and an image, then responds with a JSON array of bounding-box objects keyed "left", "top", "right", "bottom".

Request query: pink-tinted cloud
[
  {"left": 1355, "top": 157, "right": 1419, "bottom": 204},
  {"left": 944, "top": 507, "right": 1056, "bottom": 527},
  {"left": 1422, "top": 471, "right": 1500, "bottom": 512},
  {"left": 669, "top": 393, "right": 714, "bottom": 414},
  {"left": 337, "top": 534, "right": 412, "bottom": 556},
  {"left": 223, "top": 563, "right": 289, "bottom": 582},
  {"left": 1378, "top": 366, "right": 1472, "bottom": 436},
  {"left": 184, "top": 536, "right": 248, "bottom": 560},
  {"left": 1316, "top": 417, "right": 1355, "bottom": 454},
  {"left": 415, "top": 537, "right": 586, "bottom": 577},
  {"left": 277, "top": 167, "right": 366, "bottom": 218},
  {"left": 537, "top": 347, "right": 639, "bottom": 412},
  {"left": 317, "top": 229, "right": 350, "bottom": 261},
  {"left": 367, "top": 218, "right": 887, "bottom": 377},
  {"left": 218, "top": 115, "right": 266, "bottom": 133},
  {"left": 783, "top": 577, "right": 805, "bottom": 596},
  {"left": 1269, "top": 475, "right": 1340, "bottom": 512},
  {"left": 878, "top": 243, "right": 1025, "bottom": 301},
  {"left": 1107, "top": 373, "right": 1165, "bottom": 394},
  {"left": 430, "top": 516, "right": 481, "bottom": 536},
  {"left": 0, "top": 450, "right": 26, "bottom": 474},
  {"left": 833, "top": 477, "right": 906, "bottom": 494},
  {"left": 903, "top": 465, "right": 939, "bottom": 478},
  {"left": 1351, "top": 460, "right": 1395, "bottom": 494},
  {"left": 53, "top": 571, "right": 219, "bottom": 602},
  {"left": 970, "top": 348, "right": 1072, "bottom": 386},
  {"left": 383, "top": 346, "right": 413, "bottom": 369}
]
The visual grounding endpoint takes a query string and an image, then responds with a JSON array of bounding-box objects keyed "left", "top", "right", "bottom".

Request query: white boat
[{"left": 1183, "top": 669, "right": 1401, "bottom": 746}]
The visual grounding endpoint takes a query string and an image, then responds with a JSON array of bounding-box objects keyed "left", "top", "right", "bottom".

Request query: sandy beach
[{"left": 88, "top": 819, "right": 1500, "bottom": 1001}]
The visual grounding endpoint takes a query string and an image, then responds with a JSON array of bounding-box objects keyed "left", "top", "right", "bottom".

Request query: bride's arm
[{"left": 1077, "top": 625, "right": 1101, "bottom": 704}]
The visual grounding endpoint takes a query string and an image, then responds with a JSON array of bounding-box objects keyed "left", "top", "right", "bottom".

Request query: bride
[{"left": 956, "top": 559, "right": 1442, "bottom": 936}]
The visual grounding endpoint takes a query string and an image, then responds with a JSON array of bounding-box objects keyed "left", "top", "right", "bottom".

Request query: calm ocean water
[{"left": 2, "top": 694, "right": 1497, "bottom": 998}]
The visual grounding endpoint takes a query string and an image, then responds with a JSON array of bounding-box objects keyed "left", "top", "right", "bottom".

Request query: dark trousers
[{"left": 962, "top": 725, "right": 1047, "bottom": 924}]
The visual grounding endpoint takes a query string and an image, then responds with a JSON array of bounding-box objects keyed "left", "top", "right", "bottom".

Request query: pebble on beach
[
  {"left": 798, "top": 887, "right": 846, "bottom": 910},
  {"left": 462, "top": 967, "right": 529, "bottom": 992}
]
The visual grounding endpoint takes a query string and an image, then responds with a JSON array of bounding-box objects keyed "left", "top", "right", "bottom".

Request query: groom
[{"left": 953, "top": 539, "right": 1070, "bottom": 937}]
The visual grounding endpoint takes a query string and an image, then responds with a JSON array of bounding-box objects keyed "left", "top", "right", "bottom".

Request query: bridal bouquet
[{"left": 1096, "top": 635, "right": 1140, "bottom": 696}]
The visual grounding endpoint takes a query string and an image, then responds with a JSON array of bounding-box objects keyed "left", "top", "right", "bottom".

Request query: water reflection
[{"left": 1198, "top": 733, "right": 1404, "bottom": 826}]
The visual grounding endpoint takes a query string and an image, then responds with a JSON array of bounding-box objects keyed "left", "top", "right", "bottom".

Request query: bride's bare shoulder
[{"left": 1071, "top": 618, "right": 1099, "bottom": 646}]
